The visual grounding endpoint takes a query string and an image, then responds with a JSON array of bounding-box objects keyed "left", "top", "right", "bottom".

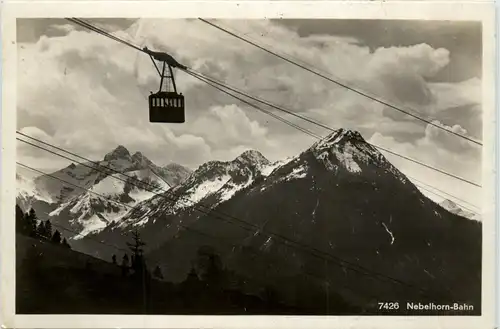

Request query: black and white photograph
[{"left": 1, "top": 1, "right": 497, "bottom": 328}]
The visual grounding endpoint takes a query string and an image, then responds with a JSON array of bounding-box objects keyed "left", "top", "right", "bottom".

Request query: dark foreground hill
[{"left": 17, "top": 233, "right": 355, "bottom": 315}]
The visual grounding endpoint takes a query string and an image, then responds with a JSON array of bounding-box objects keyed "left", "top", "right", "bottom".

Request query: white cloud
[
  {"left": 48, "top": 23, "right": 76, "bottom": 34},
  {"left": 427, "top": 77, "right": 482, "bottom": 111},
  {"left": 422, "top": 120, "right": 480, "bottom": 154}
]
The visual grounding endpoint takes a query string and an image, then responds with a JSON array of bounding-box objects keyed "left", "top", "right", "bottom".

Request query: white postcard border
[{"left": 1, "top": 1, "right": 496, "bottom": 329}]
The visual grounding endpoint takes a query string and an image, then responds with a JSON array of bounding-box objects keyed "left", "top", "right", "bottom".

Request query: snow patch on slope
[
  {"left": 70, "top": 194, "right": 91, "bottom": 214},
  {"left": 73, "top": 214, "right": 108, "bottom": 239},
  {"left": 49, "top": 203, "right": 66, "bottom": 217},
  {"left": 286, "top": 165, "right": 308, "bottom": 180},
  {"left": 129, "top": 189, "right": 156, "bottom": 204},
  {"left": 316, "top": 152, "right": 338, "bottom": 171},
  {"left": 332, "top": 147, "right": 362, "bottom": 173},
  {"left": 16, "top": 173, "right": 54, "bottom": 204},
  {"left": 259, "top": 162, "right": 309, "bottom": 193},
  {"left": 218, "top": 177, "right": 254, "bottom": 203},
  {"left": 92, "top": 176, "right": 126, "bottom": 196},
  {"left": 261, "top": 157, "right": 294, "bottom": 177},
  {"left": 184, "top": 175, "right": 232, "bottom": 205},
  {"left": 439, "top": 199, "right": 480, "bottom": 221}
]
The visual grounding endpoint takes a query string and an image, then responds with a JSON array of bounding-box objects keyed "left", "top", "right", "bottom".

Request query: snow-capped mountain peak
[
  {"left": 440, "top": 199, "right": 459, "bottom": 211},
  {"left": 103, "top": 145, "right": 131, "bottom": 162},
  {"left": 19, "top": 145, "right": 192, "bottom": 239},
  {"left": 312, "top": 128, "right": 365, "bottom": 151},
  {"left": 112, "top": 150, "right": 273, "bottom": 229},
  {"left": 439, "top": 199, "right": 479, "bottom": 221},
  {"left": 234, "top": 150, "right": 270, "bottom": 168},
  {"left": 310, "top": 129, "right": 372, "bottom": 174},
  {"left": 306, "top": 128, "right": 408, "bottom": 181},
  {"left": 16, "top": 172, "right": 55, "bottom": 210},
  {"left": 132, "top": 151, "right": 154, "bottom": 168}
]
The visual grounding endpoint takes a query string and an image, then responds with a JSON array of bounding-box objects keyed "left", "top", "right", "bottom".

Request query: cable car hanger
[
  {"left": 143, "top": 47, "right": 187, "bottom": 124},
  {"left": 143, "top": 47, "right": 187, "bottom": 71}
]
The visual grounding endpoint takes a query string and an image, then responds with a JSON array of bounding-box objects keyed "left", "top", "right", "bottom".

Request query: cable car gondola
[{"left": 144, "top": 47, "right": 187, "bottom": 123}]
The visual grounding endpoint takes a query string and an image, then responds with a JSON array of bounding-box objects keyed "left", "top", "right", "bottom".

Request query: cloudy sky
[{"left": 16, "top": 18, "right": 482, "bottom": 209}]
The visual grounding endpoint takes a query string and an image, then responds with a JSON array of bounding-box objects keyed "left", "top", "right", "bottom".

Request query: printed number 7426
[{"left": 378, "top": 302, "right": 400, "bottom": 310}]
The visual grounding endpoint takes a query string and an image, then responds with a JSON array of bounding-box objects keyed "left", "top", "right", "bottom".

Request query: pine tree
[
  {"left": 44, "top": 220, "right": 53, "bottom": 239},
  {"left": 126, "top": 229, "right": 147, "bottom": 276},
  {"left": 16, "top": 205, "right": 26, "bottom": 234},
  {"left": 62, "top": 238, "right": 71, "bottom": 249},
  {"left": 186, "top": 267, "right": 199, "bottom": 282},
  {"left": 182, "top": 266, "right": 202, "bottom": 296},
  {"left": 205, "top": 253, "right": 223, "bottom": 288},
  {"left": 24, "top": 208, "right": 38, "bottom": 237},
  {"left": 16, "top": 205, "right": 34, "bottom": 236},
  {"left": 263, "top": 285, "right": 278, "bottom": 305},
  {"left": 35, "top": 219, "right": 52, "bottom": 240},
  {"left": 196, "top": 246, "right": 224, "bottom": 291},
  {"left": 36, "top": 221, "right": 45, "bottom": 239},
  {"left": 112, "top": 254, "right": 117, "bottom": 265},
  {"left": 122, "top": 254, "right": 130, "bottom": 267},
  {"left": 153, "top": 265, "right": 163, "bottom": 279},
  {"left": 121, "top": 254, "right": 130, "bottom": 277},
  {"left": 131, "top": 254, "right": 136, "bottom": 269},
  {"left": 51, "top": 230, "right": 62, "bottom": 244}
]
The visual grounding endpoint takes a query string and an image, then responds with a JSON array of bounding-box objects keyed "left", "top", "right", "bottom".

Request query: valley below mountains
[{"left": 16, "top": 128, "right": 482, "bottom": 314}]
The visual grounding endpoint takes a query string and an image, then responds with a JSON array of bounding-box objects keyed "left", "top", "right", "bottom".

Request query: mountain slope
[
  {"left": 16, "top": 172, "right": 56, "bottom": 212},
  {"left": 18, "top": 146, "right": 192, "bottom": 238},
  {"left": 75, "top": 150, "right": 274, "bottom": 258},
  {"left": 33, "top": 146, "right": 188, "bottom": 203},
  {"left": 145, "top": 129, "right": 481, "bottom": 310},
  {"left": 47, "top": 168, "right": 171, "bottom": 238}
]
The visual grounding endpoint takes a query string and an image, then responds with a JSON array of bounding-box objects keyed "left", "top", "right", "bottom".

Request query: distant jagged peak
[
  {"left": 234, "top": 150, "right": 270, "bottom": 167},
  {"left": 440, "top": 199, "right": 459, "bottom": 210},
  {"left": 164, "top": 162, "right": 192, "bottom": 173},
  {"left": 197, "top": 159, "right": 225, "bottom": 172},
  {"left": 439, "top": 198, "right": 479, "bottom": 221},
  {"left": 312, "top": 128, "right": 366, "bottom": 151},
  {"left": 132, "top": 151, "right": 145, "bottom": 159},
  {"left": 195, "top": 150, "right": 270, "bottom": 174},
  {"left": 103, "top": 145, "right": 132, "bottom": 162},
  {"left": 132, "top": 151, "right": 154, "bottom": 166}
]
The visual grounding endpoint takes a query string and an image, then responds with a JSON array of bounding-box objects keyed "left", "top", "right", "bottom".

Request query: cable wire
[
  {"left": 410, "top": 178, "right": 480, "bottom": 214},
  {"left": 67, "top": 18, "right": 145, "bottom": 53},
  {"left": 414, "top": 183, "right": 479, "bottom": 215},
  {"left": 183, "top": 71, "right": 322, "bottom": 139}
]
